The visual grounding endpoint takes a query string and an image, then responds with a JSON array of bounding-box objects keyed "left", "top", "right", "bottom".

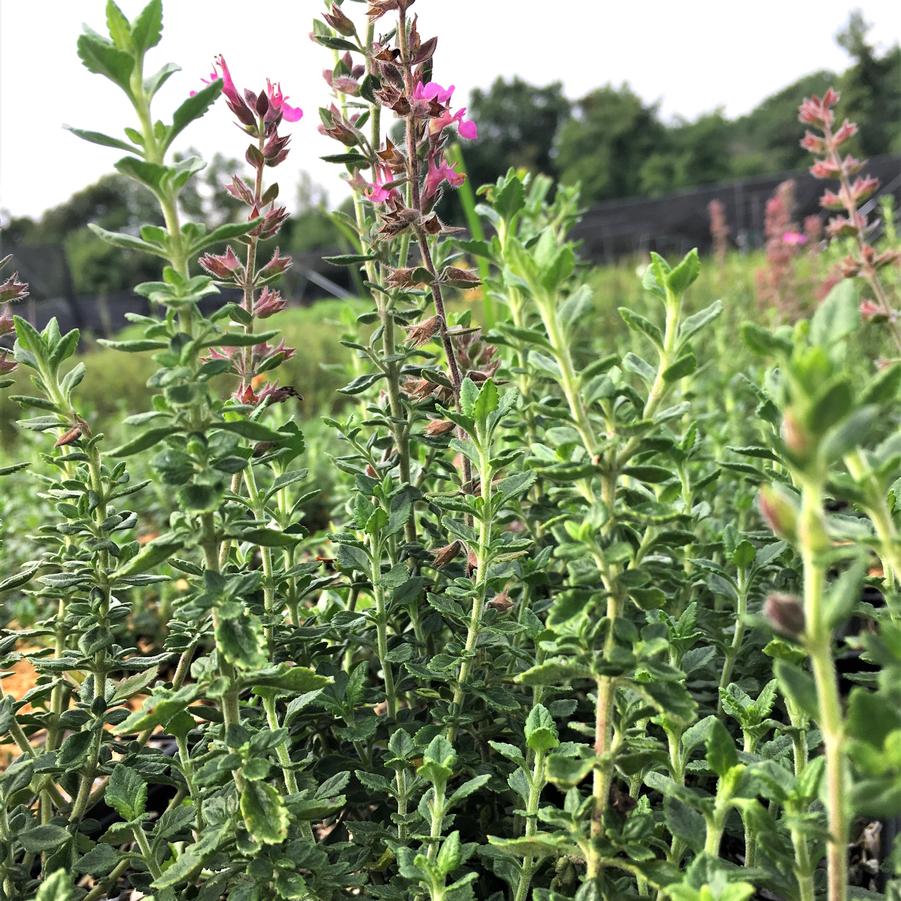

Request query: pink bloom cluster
[
  {"left": 198, "top": 55, "right": 302, "bottom": 127},
  {"left": 799, "top": 89, "right": 875, "bottom": 241},
  {"left": 799, "top": 87, "right": 901, "bottom": 341},
  {"left": 412, "top": 81, "right": 478, "bottom": 140}
]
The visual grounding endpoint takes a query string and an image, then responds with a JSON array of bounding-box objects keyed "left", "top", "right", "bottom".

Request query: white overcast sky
[{"left": 1, "top": 0, "right": 899, "bottom": 219}]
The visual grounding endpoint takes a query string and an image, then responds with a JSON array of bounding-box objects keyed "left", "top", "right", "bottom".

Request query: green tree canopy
[
  {"left": 465, "top": 77, "right": 570, "bottom": 191},
  {"left": 556, "top": 84, "right": 665, "bottom": 203}
]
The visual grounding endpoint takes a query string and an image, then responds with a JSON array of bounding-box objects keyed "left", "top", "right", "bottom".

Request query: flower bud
[
  {"left": 764, "top": 592, "right": 806, "bottom": 639},
  {"left": 407, "top": 315, "right": 441, "bottom": 347},
  {"left": 0, "top": 270, "right": 29, "bottom": 304},
  {"left": 431, "top": 539, "right": 463, "bottom": 568},
  {"left": 55, "top": 425, "right": 83, "bottom": 448},
  {"left": 488, "top": 590, "right": 514, "bottom": 613},
  {"left": 758, "top": 483, "right": 799, "bottom": 541},
  {"left": 424, "top": 419, "right": 455, "bottom": 437},
  {"left": 781, "top": 411, "right": 811, "bottom": 458},
  {"left": 324, "top": 4, "right": 357, "bottom": 36}
]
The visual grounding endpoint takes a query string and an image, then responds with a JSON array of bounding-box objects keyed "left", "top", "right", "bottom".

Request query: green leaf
[
  {"left": 240, "top": 781, "right": 289, "bottom": 844},
  {"left": 525, "top": 704, "right": 559, "bottom": 753},
  {"left": 666, "top": 248, "right": 700, "bottom": 295},
  {"left": 190, "top": 217, "right": 264, "bottom": 255},
  {"left": 546, "top": 751, "right": 594, "bottom": 787},
  {"left": 105, "top": 764, "right": 147, "bottom": 821},
  {"left": 448, "top": 774, "right": 491, "bottom": 807},
  {"left": 487, "top": 832, "right": 569, "bottom": 859},
  {"left": 131, "top": 0, "right": 163, "bottom": 54},
  {"left": 0, "top": 562, "right": 40, "bottom": 593},
  {"left": 619, "top": 307, "right": 663, "bottom": 347},
  {"left": 825, "top": 557, "right": 866, "bottom": 629},
  {"left": 623, "top": 465, "right": 674, "bottom": 484},
  {"left": 622, "top": 352, "right": 656, "bottom": 385},
  {"left": 64, "top": 126, "right": 140, "bottom": 153},
  {"left": 515, "top": 659, "right": 590, "bottom": 686},
  {"left": 216, "top": 610, "right": 267, "bottom": 669},
  {"left": 110, "top": 425, "right": 178, "bottom": 457},
  {"left": 741, "top": 322, "right": 793, "bottom": 356},
  {"left": 662, "top": 352, "right": 697, "bottom": 383},
  {"left": 247, "top": 665, "right": 329, "bottom": 694},
  {"left": 76, "top": 32, "right": 134, "bottom": 94},
  {"left": 810, "top": 279, "right": 859, "bottom": 347},
  {"left": 774, "top": 660, "right": 819, "bottom": 720},
  {"left": 201, "top": 329, "right": 278, "bottom": 348},
  {"left": 113, "top": 534, "right": 180, "bottom": 579},
  {"left": 218, "top": 420, "right": 284, "bottom": 442},
  {"left": 808, "top": 378, "right": 853, "bottom": 437},
  {"left": 115, "top": 156, "right": 168, "bottom": 193},
  {"left": 474, "top": 378, "right": 499, "bottom": 422},
  {"left": 20, "top": 824, "right": 70, "bottom": 854},
  {"left": 705, "top": 719, "right": 738, "bottom": 778},
  {"left": 460, "top": 376, "right": 479, "bottom": 418},
  {"left": 821, "top": 404, "right": 879, "bottom": 462},
  {"left": 97, "top": 338, "right": 166, "bottom": 352},
  {"left": 114, "top": 684, "right": 199, "bottom": 734},
  {"left": 663, "top": 796, "right": 705, "bottom": 853},
  {"left": 35, "top": 869, "right": 76, "bottom": 901},
  {"left": 494, "top": 174, "right": 525, "bottom": 221},
  {"left": 152, "top": 825, "right": 226, "bottom": 889},
  {"left": 74, "top": 843, "right": 121, "bottom": 876},
  {"left": 229, "top": 527, "right": 301, "bottom": 548},
  {"left": 680, "top": 299, "right": 723, "bottom": 341},
  {"left": 105, "top": 2, "right": 133, "bottom": 50},
  {"left": 165, "top": 80, "right": 223, "bottom": 152},
  {"left": 87, "top": 223, "right": 168, "bottom": 258}
]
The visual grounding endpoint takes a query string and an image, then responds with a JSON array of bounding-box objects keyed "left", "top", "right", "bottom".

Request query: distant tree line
[
  {"left": 465, "top": 11, "right": 901, "bottom": 202},
  {"left": 1, "top": 11, "right": 897, "bottom": 302}
]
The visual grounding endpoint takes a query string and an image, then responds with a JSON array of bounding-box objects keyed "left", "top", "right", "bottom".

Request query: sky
[{"left": 1, "top": 0, "right": 899, "bottom": 220}]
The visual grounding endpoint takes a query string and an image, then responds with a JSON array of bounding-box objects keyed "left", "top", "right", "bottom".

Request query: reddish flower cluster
[
  {"left": 196, "top": 59, "right": 302, "bottom": 404},
  {"left": 799, "top": 88, "right": 900, "bottom": 345},
  {"left": 197, "top": 55, "right": 302, "bottom": 127},
  {"left": 0, "top": 256, "right": 29, "bottom": 375},
  {"left": 318, "top": 11, "right": 477, "bottom": 214},
  {"left": 755, "top": 180, "right": 805, "bottom": 318},
  {"left": 707, "top": 199, "right": 730, "bottom": 267}
]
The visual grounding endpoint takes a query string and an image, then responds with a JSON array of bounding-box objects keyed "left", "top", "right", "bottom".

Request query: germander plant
[{"left": 0, "top": 2, "right": 898, "bottom": 900}]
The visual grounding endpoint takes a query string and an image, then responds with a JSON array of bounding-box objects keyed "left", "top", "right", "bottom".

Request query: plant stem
[
  {"left": 447, "top": 444, "right": 492, "bottom": 741},
  {"left": 799, "top": 480, "right": 847, "bottom": 901},
  {"left": 718, "top": 569, "right": 749, "bottom": 709},
  {"left": 513, "top": 749, "right": 547, "bottom": 901}
]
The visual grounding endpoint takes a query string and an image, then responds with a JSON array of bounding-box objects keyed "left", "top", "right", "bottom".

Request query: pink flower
[
  {"left": 199, "top": 246, "right": 243, "bottom": 280},
  {"left": 266, "top": 80, "right": 303, "bottom": 123},
  {"left": 195, "top": 55, "right": 240, "bottom": 106},
  {"left": 413, "top": 81, "right": 455, "bottom": 104},
  {"left": 414, "top": 80, "right": 478, "bottom": 140},
  {"left": 252, "top": 287, "right": 287, "bottom": 319},
  {"left": 424, "top": 157, "right": 465, "bottom": 202},
  {"left": 363, "top": 166, "right": 394, "bottom": 203},
  {"left": 782, "top": 231, "right": 807, "bottom": 246},
  {"left": 859, "top": 299, "right": 884, "bottom": 320},
  {"left": 364, "top": 165, "right": 398, "bottom": 203},
  {"left": 195, "top": 57, "right": 302, "bottom": 127},
  {"left": 432, "top": 106, "right": 478, "bottom": 140}
]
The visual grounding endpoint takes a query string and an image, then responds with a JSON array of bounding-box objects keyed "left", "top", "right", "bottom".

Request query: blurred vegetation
[{"left": 1, "top": 11, "right": 896, "bottom": 304}]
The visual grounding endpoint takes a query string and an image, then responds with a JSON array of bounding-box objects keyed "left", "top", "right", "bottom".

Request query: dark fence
[
  {"left": 0, "top": 244, "right": 352, "bottom": 337},
  {"left": 4, "top": 154, "right": 900, "bottom": 333},
  {"left": 570, "top": 153, "right": 901, "bottom": 262}
]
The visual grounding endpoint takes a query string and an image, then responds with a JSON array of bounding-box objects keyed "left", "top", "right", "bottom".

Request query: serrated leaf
[
  {"left": 240, "top": 781, "right": 289, "bottom": 844},
  {"left": 105, "top": 764, "right": 147, "bottom": 821}
]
